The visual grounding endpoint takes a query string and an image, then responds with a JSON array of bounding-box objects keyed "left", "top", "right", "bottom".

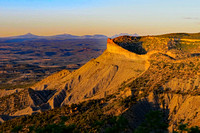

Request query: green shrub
[
  {"left": 173, "top": 123, "right": 200, "bottom": 133},
  {"left": 35, "top": 124, "right": 76, "bottom": 133},
  {"left": 134, "top": 111, "right": 168, "bottom": 133},
  {"left": 11, "top": 125, "right": 23, "bottom": 132},
  {"left": 105, "top": 116, "right": 128, "bottom": 133}
]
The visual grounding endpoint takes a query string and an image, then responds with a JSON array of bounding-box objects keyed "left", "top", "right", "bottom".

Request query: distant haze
[{"left": 0, "top": 0, "right": 199, "bottom": 37}]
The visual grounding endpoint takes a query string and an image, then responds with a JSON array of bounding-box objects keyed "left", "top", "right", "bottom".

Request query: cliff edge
[{"left": 106, "top": 38, "right": 148, "bottom": 60}]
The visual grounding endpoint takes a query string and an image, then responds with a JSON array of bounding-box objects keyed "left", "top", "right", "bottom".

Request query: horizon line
[{"left": 0, "top": 31, "right": 200, "bottom": 38}]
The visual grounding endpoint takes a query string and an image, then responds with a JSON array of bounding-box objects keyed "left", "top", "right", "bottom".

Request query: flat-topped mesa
[
  {"left": 106, "top": 37, "right": 147, "bottom": 60},
  {"left": 106, "top": 36, "right": 186, "bottom": 60}
]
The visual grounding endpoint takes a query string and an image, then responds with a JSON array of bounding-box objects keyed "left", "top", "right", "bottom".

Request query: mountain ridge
[
  {"left": 0, "top": 33, "right": 108, "bottom": 39},
  {"left": 1, "top": 34, "right": 200, "bottom": 132}
]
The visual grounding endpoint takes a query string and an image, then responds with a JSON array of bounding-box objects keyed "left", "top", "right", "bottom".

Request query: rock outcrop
[
  {"left": 107, "top": 38, "right": 148, "bottom": 60},
  {"left": 0, "top": 89, "right": 23, "bottom": 98},
  {"left": 41, "top": 38, "right": 149, "bottom": 108}
]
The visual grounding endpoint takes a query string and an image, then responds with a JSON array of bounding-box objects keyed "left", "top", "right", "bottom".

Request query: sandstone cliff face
[
  {"left": 0, "top": 89, "right": 32, "bottom": 116},
  {"left": 123, "top": 50, "right": 200, "bottom": 131},
  {"left": 0, "top": 88, "right": 55, "bottom": 120},
  {"left": 107, "top": 38, "right": 147, "bottom": 60},
  {"left": 157, "top": 76, "right": 200, "bottom": 130},
  {"left": 33, "top": 69, "right": 70, "bottom": 90},
  {"left": 138, "top": 92, "right": 200, "bottom": 132},
  {"left": 161, "top": 94, "right": 200, "bottom": 130},
  {"left": 122, "top": 92, "right": 200, "bottom": 132}
]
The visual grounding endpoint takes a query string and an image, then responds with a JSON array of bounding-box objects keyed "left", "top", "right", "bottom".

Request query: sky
[{"left": 0, "top": 0, "right": 200, "bottom": 37}]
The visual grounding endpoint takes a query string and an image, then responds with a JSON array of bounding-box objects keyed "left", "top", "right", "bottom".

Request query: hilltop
[
  {"left": 1, "top": 33, "right": 200, "bottom": 132},
  {"left": 156, "top": 32, "right": 200, "bottom": 39}
]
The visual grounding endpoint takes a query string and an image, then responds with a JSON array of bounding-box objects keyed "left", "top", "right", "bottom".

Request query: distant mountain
[
  {"left": 110, "top": 33, "right": 139, "bottom": 39},
  {"left": 50, "top": 34, "right": 107, "bottom": 39},
  {"left": 1, "top": 33, "right": 108, "bottom": 40},
  {"left": 7, "top": 33, "right": 40, "bottom": 39},
  {"left": 81, "top": 34, "right": 108, "bottom": 39},
  {"left": 49, "top": 34, "right": 79, "bottom": 39},
  {"left": 93, "top": 34, "right": 108, "bottom": 38}
]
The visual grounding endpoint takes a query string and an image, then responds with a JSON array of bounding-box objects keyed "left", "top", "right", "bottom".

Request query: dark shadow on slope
[
  {"left": 0, "top": 115, "right": 17, "bottom": 122},
  {"left": 28, "top": 88, "right": 56, "bottom": 106},
  {"left": 53, "top": 89, "right": 67, "bottom": 108},
  {"left": 0, "top": 92, "right": 169, "bottom": 132},
  {"left": 121, "top": 91, "right": 169, "bottom": 132},
  {"left": 191, "top": 53, "right": 200, "bottom": 57},
  {"left": 161, "top": 53, "right": 176, "bottom": 60},
  {"left": 113, "top": 36, "right": 147, "bottom": 54}
]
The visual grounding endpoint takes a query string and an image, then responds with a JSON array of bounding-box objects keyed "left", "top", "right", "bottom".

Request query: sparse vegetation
[
  {"left": 0, "top": 98, "right": 129, "bottom": 133},
  {"left": 1, "top": 34, "right": 200, "bottom": 133},
  {"left": 134, "top": 111, "right": 169, "bottom": 133},
  {"left": 173, "top": 123, "right": 200, "bottom": 133}
]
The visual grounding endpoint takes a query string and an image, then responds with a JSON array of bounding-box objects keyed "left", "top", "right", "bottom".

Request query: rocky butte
[{"left": 1, "top": 33, "right": 200, "bottom": 132}]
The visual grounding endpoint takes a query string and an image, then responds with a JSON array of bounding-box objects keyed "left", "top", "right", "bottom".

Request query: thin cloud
[{"left": 184, "top": 17, "right": 200, "bottom": 20}]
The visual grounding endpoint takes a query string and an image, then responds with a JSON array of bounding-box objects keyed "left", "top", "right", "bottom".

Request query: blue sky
[{"left": 0, "top": 0, "right": 199, "bottom": 36}]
